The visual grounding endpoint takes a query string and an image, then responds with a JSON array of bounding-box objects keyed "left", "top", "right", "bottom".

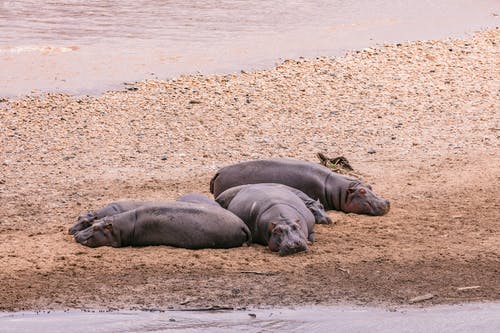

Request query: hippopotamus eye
[{"left": 292, "top": 225, "right": 298, "bottom": 231}]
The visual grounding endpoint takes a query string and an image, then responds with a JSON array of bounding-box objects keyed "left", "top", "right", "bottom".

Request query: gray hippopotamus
[
  {"left": 69, "top": 193, "right": 219, "bottom": 235},
  {"left": 216, "top": 183, "right": 332, "bottom": 225},
  {"left": 74, "top": 202, "right": 251, "bottom": 249},
  {"left": 210, "top": 158, "right": 390, "bottom": 216},
  {"left": 216, "top": 184, "right": 315, "bottom": 256}
]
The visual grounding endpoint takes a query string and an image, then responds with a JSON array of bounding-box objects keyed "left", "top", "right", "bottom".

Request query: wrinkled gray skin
[
  {"left": 69, "top": 194, "right": 220, "bottom": 235},
  {"left": 216, "top": 185, "right": 315, "bottom": 256},
  {"left": 74, "top": 202, "right": 251, "bottom": 249},
  {"left": 216, "top": 183, "right": 332, "bottom": 225},
  {"left": 210, "top": 158, "right": 390, "bottom": 216}
]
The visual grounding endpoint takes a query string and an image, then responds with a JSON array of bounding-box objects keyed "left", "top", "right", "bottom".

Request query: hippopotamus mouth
[
  {"left": 74, "top": 230, "right": 91, "bottom": 245},
  {"left": 277, "top": 241, "right": 308, "bottom": 256}
]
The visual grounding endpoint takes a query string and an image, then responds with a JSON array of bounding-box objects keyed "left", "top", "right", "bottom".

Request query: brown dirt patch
[{"left": 0, "top": 29, "right": 498, "bottom": 311}]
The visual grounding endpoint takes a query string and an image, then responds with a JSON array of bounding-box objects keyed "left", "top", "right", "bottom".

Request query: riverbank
[{"left": 0, "top": 28, "right": 498, "bottom": 311}]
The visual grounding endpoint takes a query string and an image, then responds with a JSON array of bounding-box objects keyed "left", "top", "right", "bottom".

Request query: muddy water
[
  {"left": 0, "top": 0, "right": 498, "bottom": 97},
  {"left": 2, "top": 303, "right": 500, "bottom": 333}
]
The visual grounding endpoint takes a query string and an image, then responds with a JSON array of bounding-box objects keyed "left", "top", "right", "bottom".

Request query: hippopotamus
[
  {"left": 216, "top": 184, "right": 315, "bottom": 256},
  {"left": 69, "top": 194, "right": 219, "bottom": 235},
  {"left": 210, "top": 158, "right": 390, "bottom": 216},
  {"left": 215, "top": 183, "right": 332, "bottom": 225},
  {"left": 74, "top": 202, "right": 251, "bottom": 249}
]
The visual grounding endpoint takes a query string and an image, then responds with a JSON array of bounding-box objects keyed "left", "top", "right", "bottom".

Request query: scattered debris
[
  {"left": 180, "top": 298, "right": 194, "bottom": 305},
  {"left": 240, "top": 271, "right": 278, "bottom": 276},
  {"left": 317, "top": 153, "right": 354, "bottom": 172},
  {"left": 457, "top": 286, "right": 481, "bottom": 291},
  {"left": 336, "top": 267, "right": 351, "bottom": 276},
  {"left": 176, "top": 306, "right": 234, "bottom": 312},
  {"left": 409, "top": 293, "right": 435, "bottom": 304}
]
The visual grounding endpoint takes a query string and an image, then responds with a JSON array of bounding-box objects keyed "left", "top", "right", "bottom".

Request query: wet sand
[{"left": 0, "top": 28, "right": 499, "bottom": 311}]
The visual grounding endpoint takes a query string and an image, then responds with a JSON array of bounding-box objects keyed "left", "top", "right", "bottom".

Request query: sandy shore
[{"left": 0, "top": 28, "right": 498, "bottom": 311}]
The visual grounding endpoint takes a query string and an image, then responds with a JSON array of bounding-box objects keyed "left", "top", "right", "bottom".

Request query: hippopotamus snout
[
  {"left": 74, "top": 220, "right": 118, "bottom": 248},
  {"left": 268, "top": 221, "right": 308, "bottom": 256},
  {"left": 309, "top": 200, "right": 333, "bottom": 225},
  {"left": 345, "top": 183, "right": 390, "bottom": 216},
  {"left": 277, "top": 239, "right": 308, "bottom": 256},
  {"left": 313, "top": 211, "right": 333, "bottom": 225},
  {"left": 366, "top": 198, "right": 390, "bottom": 216},
  {"left": 69, "top": 213, "right": 97, "bottom": 235}
]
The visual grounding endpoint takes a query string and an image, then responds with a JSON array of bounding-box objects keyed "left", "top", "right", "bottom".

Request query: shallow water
[
  {"left": 2, "top": 303, "right": 500, "bottom": 333},
  {"left": 0, "top": 1, "right": 498, "bottom": 97}
]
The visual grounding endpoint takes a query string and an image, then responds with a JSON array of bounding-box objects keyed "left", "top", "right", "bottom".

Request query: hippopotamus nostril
[{"left": 384, "top": 200, "right": 391, "bottom": 213}]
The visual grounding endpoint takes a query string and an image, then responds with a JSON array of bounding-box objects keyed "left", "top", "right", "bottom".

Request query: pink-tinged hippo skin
[
  {"left": 210, "top": 158, "right": 390, "bottom": 216},
  {"left": 69, "top": 195, "right": 220, "bottom": 235},
  {"left": 215, "top": 183, "right": 332, "bottom": 225},
  {"left": 74, "top": 202, "right": 251, "bottom": 249},
  {"left": 216, "top": 184, "right": 315, "bottom": 256}
]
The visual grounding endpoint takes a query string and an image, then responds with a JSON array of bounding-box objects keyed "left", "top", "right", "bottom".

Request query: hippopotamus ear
[{"left": 347, "top": 182, "right": 358, "bottom": 193}]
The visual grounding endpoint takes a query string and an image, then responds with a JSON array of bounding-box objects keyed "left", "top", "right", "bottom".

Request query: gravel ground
[{"left": 0, "top": 28, "right": 498, "bottom": 311}]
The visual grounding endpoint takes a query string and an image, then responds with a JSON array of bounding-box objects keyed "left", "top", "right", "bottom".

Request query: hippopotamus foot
[
  {"left": 311, "top": 211, "right": 333, "bottom": 225},
  {"left": 308, "top": 232, "right": 315, "bottom": 243}
]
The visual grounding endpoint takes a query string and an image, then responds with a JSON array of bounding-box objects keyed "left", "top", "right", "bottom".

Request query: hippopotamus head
[
  {"left": 308, "top": 199, "right": 333, "bottom": 224},
  {"left": 345, "top": 182, "right": 390, "bottom": 216},
  {"left": 267, "top": 218, "right": 308, "bottom": 256},
  {"left": 68, "top": 214, "right": 97, "bottom": 235},
  {"left": 74, "top": 220, "right": 119, "bottom": 248}
]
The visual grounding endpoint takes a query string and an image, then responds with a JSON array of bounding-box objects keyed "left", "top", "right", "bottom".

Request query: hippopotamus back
[{"left": 210, "top": 158, "right": 390, "bottom": 216}]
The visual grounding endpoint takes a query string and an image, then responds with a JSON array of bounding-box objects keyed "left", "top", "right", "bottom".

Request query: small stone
[
  {"left": 161, "top": 156, "right": 168, "bottom": 161},
  {"left": 367, "top": 149, "right": 376, "bottom": 154}
]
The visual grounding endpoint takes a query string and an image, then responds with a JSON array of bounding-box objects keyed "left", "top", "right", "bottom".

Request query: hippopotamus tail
[{"left": 209, "top": 172, "right": 219, "bottom": 194}]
